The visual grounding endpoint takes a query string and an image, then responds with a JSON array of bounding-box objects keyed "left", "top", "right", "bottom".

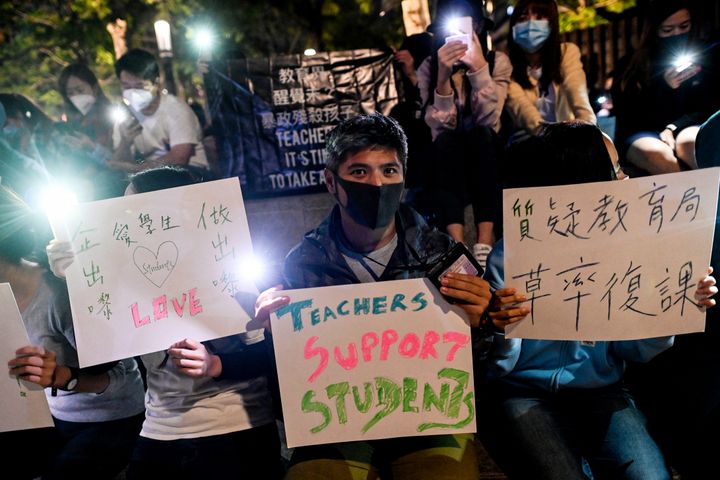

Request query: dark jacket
[
  {"left": 236, "top": 203, "right": 452, "bottom": 420},
  {"left": 283, "top": 203, "right": 454, "bottom": 288},
  {"left": 612, "top": 38, "right": 720, "bottom": 152}
]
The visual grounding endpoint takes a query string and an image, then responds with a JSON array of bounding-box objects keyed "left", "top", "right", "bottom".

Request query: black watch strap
[
  {"left": 50, "top": 368, "right": 58, "bottom": 397},
  {"left": 50, "top": 366, "right": 80, "bottom": 396}
]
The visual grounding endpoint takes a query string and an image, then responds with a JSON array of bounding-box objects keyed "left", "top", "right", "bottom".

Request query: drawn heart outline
[{"left": 133, "top": 241, "right": 179, "bottom": 288}]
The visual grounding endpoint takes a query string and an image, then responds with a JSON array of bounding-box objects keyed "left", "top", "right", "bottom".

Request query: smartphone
[
  {"left": 426, "top": 243, "right": 484, "bottom": 303},
  {"left": 673, "top": 53, "right": 695, "bottom": 73},
  {"left": 675, "top": 61, "right": 694, "bottom": 73},
  {"left": 445, "top": 16, "right": 473, "bottom": 47}
]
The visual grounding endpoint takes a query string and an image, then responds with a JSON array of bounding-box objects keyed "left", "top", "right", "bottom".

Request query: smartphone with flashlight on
[
  {"left": 427, "top": 242, "right": 484, "bottom": 303},
  {"left": 445, "top": 16, "right": 473, "bottom": 48},
  {"left": 673, "top": 53, "right": 695, "bottom": 73}
]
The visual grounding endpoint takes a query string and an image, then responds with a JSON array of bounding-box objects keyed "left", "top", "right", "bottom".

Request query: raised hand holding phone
[{"left": 664, "top": 53, "right": 701, "bottom": 89}]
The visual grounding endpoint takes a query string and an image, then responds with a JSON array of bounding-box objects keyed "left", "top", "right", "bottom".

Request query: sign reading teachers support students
[
  {"left": 271, "top": 278, "right": 475, "bottom": 448},
  {"left": 502, "top": 168, "right": 720, "bottom": 340},
  {"left": 60, "top": 178, "right": 256, "bottom": 367},
  {"left": 0, "top": 283, "right": 54, "bottom": 433}
]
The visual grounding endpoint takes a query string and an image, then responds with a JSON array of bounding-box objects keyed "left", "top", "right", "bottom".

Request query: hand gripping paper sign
[
  {"left": 0, "top": 283, "right": 54, "bottom": 433},
  {"left": 271, "top": 278, "right": 476, "bottom": 448},
  {"left": 57, "top": 178, "right": 258, "bottom": 367},
  {"left": 502, "top": 168, "right": 720, "bottom": 341}
]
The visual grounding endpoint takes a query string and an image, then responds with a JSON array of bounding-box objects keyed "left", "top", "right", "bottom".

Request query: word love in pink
[{"left": 130, "top": 288, "right": 203, "bottom": 328}]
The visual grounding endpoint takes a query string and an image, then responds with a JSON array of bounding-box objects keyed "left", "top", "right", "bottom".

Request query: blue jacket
[{"left": 483, "top": 240, "right": 673, "bottom": 391}]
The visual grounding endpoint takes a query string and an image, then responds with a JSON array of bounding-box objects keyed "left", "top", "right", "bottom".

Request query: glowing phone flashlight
[
  {"left": 673, "top": 53, "right": 695, "bottom": 73},
  {"left": 40, "top": 185, "right": 78, "bottom": 242},
  {"left": 444, "top": 16, "right": 472, "bottom": 47}
]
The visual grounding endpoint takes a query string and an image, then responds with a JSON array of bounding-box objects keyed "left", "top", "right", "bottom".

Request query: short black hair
[
  {"left": 505, "top": 121, "right": 614, "bottom": 189},
  {"left": 325, "top": 113, "right": 408, "bottom": 173},
  {"left": 115, "top": 48, "right": 160, "bottom": 81},
  {"left": 129, "top": 166, "right": 199, "bottom": 194},
  {"left": 537, "top": 122, "right": 614, "bottom": 185}
]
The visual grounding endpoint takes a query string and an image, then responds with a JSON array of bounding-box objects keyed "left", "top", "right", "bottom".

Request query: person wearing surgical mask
[
  {"left": 505, "top": 0, "right": 596, "bottom": 138},
  {"left": 0, "top": 96, "right": 47, "bottom": 198},
  {"left": 58, "top": 64, "right": 115, "bottom": 155},
  {"left": 110, "top": 48, "right": 209, "bottom": 175},
  {"left": 55, "top": 63, "right": 129, "bottom": 199},
  {"left": 0, "top": 92, "right": 120, "bottom": 201},
  {"left": 613, "top": 0, "right": 720, "bottom": 175},
  {"left": 0, "top": 93, "right": 60, "bottom": 181}
]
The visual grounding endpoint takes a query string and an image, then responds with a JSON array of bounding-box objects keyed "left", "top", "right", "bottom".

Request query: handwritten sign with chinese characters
[
  {"left": 271, "top": 278, "right": 476, "bottom": 448},
  {"left": 61, "top": 178, "right": 257, "bottom": 367},
  {"left": 503, "top": 168, "right": 720, "bottom": 340},
  {"left": 0, "top": 283, "right": 54, "bottom": 433}
]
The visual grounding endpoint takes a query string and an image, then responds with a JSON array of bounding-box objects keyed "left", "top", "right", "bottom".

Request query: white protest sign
[
  {"left": 271, "top": 278, "right": 475, "bottom": 448},
  {"left": 61, "top": 178, "right": 257, "bottom": 367},
  {"left": 0, "top": 283, "right": 54, "bottom": 432},
  {"left": 503, "top": 168, "right": 720, "bottom": 340}
]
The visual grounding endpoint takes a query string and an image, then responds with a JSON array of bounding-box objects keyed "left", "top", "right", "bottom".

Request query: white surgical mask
[
  {"left": 69, "top": 94, "right": 96, "bottom": 116},
  {"left": 123, "top": 88, "right": 154, "bottom": 113}
]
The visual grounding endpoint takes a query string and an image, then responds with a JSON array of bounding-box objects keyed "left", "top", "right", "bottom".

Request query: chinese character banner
[
  {"left": 206, "top": 49, "right": 398, "bottom": 197},
  {"left": 502, "top": 168, "right": 720, "bottom": 340},
  {"left": 62, "top": 178, "right": 257, "bottom": 366}
]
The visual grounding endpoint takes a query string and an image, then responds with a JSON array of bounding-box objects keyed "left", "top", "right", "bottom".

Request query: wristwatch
[
  {"left": 51, "top": 366, "right": 80, "bottom": 397},
  {"left": 63, "top": 367, "right": 80, "bottom": 391}
]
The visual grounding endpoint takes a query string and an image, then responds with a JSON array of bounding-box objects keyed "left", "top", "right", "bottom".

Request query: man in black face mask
[
  {"left": 253, "top": 113, "right": 527, "bottom": 479},
  {"left": 283, "top": 112, "right": 517, "bottom": 311}
]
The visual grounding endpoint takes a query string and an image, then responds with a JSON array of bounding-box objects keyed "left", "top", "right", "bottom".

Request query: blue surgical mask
[{"left": 512, "top": 19, "right": 551, "bottom": 54}]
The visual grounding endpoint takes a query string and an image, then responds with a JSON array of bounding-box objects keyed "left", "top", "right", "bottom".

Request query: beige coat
[{"left": 506, "top": 42, "right": 596, "bottom": 135}]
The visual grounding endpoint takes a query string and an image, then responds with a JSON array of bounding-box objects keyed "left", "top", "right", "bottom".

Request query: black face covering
[
  {"left": 657, "top": 32, "right": 690, "bottom": 57},
  {"left": 334, "top": 175, "right": 404, "bottom": 230}
]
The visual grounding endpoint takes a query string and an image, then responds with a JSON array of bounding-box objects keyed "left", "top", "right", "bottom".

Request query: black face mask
[
  {"left": 334, "top": 175, "right": 404, "bottom": 230},
  {"left": 657, "top": 32, "right": 690, "bottom": 56}
]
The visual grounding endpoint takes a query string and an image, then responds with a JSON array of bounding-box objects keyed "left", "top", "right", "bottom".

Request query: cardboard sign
[
  {"left": 0, "top": 283, "right": 54, "bottom": 432},
  {"left": 502, "top": 168, "right": 720, "bottom": 340},
  {"left": 271, "top": 278, "right": 476, "bottom": 448},
  {"left": 60, "top": 178, "right": 257, "bottom": 366}
]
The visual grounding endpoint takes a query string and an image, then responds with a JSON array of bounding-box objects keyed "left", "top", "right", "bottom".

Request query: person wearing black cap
[{"left": 613, "top": 0, "right": 720, "bottom": 175}]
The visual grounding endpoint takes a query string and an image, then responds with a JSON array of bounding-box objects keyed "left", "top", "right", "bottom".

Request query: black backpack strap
[{"left": 487, "top": 50, "right": 496, "bottom": 76}]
